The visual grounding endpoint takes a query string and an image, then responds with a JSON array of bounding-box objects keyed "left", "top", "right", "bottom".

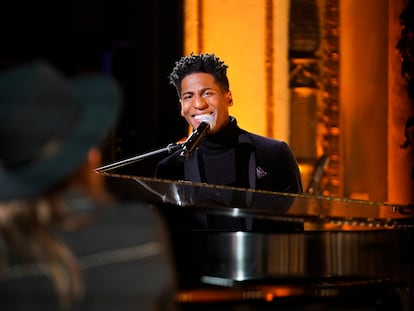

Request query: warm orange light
[
  {"left": 184, "top": 0, "right": 291, "bottom": 141},
  {"left": 265, "top": 292, "right": 274, "bottom": 302}
]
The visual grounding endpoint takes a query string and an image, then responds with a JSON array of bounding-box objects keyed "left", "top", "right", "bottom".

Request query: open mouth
[
  {"left": 193, "top": 113, "right": 212, "bottom": 120},
  {"left": 193, "top": 114, "right": 216, "bottom": 129}
]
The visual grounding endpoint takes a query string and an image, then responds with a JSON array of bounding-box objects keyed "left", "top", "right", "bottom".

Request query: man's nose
[{"left": 193, "top": 95, "right": 208, "bottom": 109}]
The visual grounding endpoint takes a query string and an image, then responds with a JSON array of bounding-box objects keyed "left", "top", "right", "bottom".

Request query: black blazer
[
  {"left": 155, "top": 120, "right": 304, "bottom": 233},
  {"left": 156, "top": 129, "right": 303, "bottom": 194}
]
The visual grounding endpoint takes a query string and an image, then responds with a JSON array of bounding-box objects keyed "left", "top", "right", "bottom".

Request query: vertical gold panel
[
  {"left": 265, "top": 0, "right": 274, "bottom": 137},
  {"left": 273, "top": 0, "right": 291, "bottom": 142},
  {"left": 340, "top": 0, "right": 388, "bottom": 201},
  {"left": 203, "top": 0, "right": 267, "bottom": 135},
  {"left": 388, "top": 0, "right": 414, "bottom": 205},
  {"left": 184, "top": 0, "right": 202, "bottom": 54},
  {"left": 184, "top": 0, "right": 291, "bottom": 140},
  {"left": 322, "top": 0, "right": 341, "bottom": 196}
]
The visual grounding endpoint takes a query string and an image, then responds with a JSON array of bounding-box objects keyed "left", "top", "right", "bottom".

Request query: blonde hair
[
  {"left": 0, "top": 148, "right": 114, "bottom": 308},
  {"left": 0, "top": 193, "right": 88, "bottom": 308}
]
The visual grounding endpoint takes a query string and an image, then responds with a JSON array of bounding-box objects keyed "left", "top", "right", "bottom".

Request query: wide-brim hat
[{"left": 0, "top": 61, "right": 121, "bottom": 200}]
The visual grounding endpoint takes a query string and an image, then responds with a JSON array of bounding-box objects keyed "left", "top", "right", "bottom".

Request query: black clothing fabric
[
  {"left": 156, "top": 117, "right": 302, "bottom": 192},
  {"left": 155, "top": 117, "right": 303, "bottom": 232},
  {"left": 0, "top": 190, "right": 176, "bottom": 311}
]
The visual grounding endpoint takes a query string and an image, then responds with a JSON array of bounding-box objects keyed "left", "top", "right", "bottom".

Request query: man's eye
[
  {"left": 182, "top": 95, "right": 192, "bottom": 100},
  {"left": 203, "top": 91, "right": 213, "bottom": 97}
]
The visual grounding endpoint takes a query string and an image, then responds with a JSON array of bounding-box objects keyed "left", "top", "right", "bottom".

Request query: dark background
[{"left": 0, "top": 0, "right": 187, "bottom": 185}]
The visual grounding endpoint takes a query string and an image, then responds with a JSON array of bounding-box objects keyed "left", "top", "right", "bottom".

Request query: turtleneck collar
[
  {"left": 201, "top": 116, "right": 240, "bottom": 149},
  {"left": 183, "top": 115, "right": 256, "bottom": 190}
]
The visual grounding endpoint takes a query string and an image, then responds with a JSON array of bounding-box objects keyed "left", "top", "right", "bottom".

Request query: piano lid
[{"left": 101, "top": 172, "right": 414, "bottom": 229}]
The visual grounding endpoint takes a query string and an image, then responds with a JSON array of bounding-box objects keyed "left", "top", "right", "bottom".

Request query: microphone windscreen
[{"left": 196, "top": 114, "right": 216, "bottom": 130}]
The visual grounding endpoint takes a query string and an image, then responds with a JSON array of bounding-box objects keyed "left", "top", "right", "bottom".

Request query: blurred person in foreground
[
  {"left": 155, "top": 53, "right": 303, "bottom": 232},
  {"left": 0, "top": 61, "right": 176, "bottom": 310}
]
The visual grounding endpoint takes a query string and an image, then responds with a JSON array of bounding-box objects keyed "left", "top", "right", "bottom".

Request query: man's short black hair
[{"left": 169, "top": 53, "right": 230, "bottom": 97}]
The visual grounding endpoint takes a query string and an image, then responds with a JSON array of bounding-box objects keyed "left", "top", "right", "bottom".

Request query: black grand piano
[{"left": 103, "top": 172, "right": 414, "bottom": 311}]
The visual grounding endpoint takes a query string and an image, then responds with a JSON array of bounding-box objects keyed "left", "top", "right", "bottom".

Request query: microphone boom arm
[{"left": 95, "top": 143, "right": 182, "bottom": 173}]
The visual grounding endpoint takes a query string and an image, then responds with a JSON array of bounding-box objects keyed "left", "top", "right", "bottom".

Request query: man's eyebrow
[
  {"left": 180, "top": 90, "right": 193, "bottom": 97},
  {"left": 181, "top": 87, "right": 213, "bottom": 96}
]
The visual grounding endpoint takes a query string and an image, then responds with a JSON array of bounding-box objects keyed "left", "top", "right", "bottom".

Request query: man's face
[{"left": 180, "top": 72, "right": 233, "bottom": 134}]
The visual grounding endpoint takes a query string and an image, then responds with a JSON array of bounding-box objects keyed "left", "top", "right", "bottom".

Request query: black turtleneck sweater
[
  {"left": 197, "top": 117, "right": 251, "bottom": 188},
  {"left": 154, "top": 116, "right": 303, "bottom": 232},
  {"left": 155, "top": 117, "right": 250, "bottom": 186},
  {"left": 155, "top": 116, "right": 302, "bottom": 194}
]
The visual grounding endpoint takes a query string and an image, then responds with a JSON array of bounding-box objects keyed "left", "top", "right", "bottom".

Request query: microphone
[{"left": 179, "top": 115, "right": 215, "bottom": 161}]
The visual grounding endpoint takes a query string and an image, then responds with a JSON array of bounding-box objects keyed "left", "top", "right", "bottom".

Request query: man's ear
[{"left": 227, "top": 92, "right": 233, "bottom": 106}]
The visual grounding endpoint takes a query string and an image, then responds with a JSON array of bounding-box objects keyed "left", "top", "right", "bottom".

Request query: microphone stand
[{"left": 95, "top": 143, "right": 182, "bottom": 173}]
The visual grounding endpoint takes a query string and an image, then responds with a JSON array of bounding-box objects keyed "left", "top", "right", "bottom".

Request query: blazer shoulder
[{"left": 244, "top": 132, "right": 287, "bottom": 151}]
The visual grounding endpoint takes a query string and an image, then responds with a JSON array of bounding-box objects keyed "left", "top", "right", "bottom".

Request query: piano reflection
[{"left": 100, "top": 172, "right": 414, "bottom": 311}]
